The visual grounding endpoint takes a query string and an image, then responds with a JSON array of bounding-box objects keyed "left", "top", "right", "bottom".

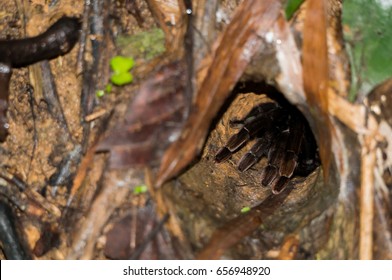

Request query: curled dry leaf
[
  {"left": 156, "top": 0, "right": 282, "bottom": 186},
  {"left": 97, "top": 61, "right": 187, "bottom": 169}
]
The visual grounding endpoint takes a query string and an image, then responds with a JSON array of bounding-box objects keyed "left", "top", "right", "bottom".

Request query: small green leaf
[
  {"left": 96, "top": 90, "right": 105, "bottom": 98},
  {"left": 134, "top": 185, "right": 148, "bottom": 195},
  {"left": 111, "top": 72, "right": 133, "bottom": 86},
  {"left": 96, "top": 84, "right": 113, "bottom": 98},
  {"left": 110, "top": 56, "right": 135, "bottom": 73},
  {"left": 285, "top": 0, "right": 305, "bottom": 20},
  {"left": 241, "top": 206, "right": 251, "bottom": 213},
  {"left": 105, "top": 83, "right": 112, "bottom": 93}
]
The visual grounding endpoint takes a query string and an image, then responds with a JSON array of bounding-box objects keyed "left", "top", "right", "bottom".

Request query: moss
[{"left": 116, "top": 28, "right": 166, "bottom": 61}]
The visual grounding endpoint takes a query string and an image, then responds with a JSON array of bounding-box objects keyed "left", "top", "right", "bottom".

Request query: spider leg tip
[{"left": 214, "top": 147, "right": 231, "bottom": 163}]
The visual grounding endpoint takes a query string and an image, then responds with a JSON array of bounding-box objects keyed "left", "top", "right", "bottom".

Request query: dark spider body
[{"left": 215, "top": 101, "right": 320, "bottom": 194}]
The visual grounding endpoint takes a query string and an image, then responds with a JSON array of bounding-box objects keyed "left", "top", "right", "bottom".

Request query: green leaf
[
  {"left": 343, "top": 0, "right": 392, "bottom": 99},
  {"left": 133, "top": 185, "right": 148, "bottom": 195},
  {"left": 285, "top": 0, "right": 304, "bottom": 20},
  {"left": 96, "top": 84, "right": 113, "bottom": 98},
  {"left": 240, "top": 206, "right": 251, "bottom": 214},
  {"left": 110, "top": 72, "right": 133, "bottom": 86},
  {"left": 110, "top": 56, "right": 135, "bottom": 73},
  {"left": 96, "top": 90, "right": 105, "bottom": 98}
]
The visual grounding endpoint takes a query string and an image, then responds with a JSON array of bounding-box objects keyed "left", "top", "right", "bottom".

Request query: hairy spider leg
[
  {"left": 237, "top": 129, "right": 277, "bottom": 172},
  {"left": 261, "top": 129, "right": 290, "bottom": 188},
  {"left": 280, "top": 116, "right": 304, "bottom": 177},
  {"left": 215, "top": 100, "right": 320, "bottom": 194},
  {"left": 260, "top": 111, "right": 295, "bottom": 194},
  {"left": 215, "top": 102, "right": 279, "bottom": 162},
  {"left": 264, "top": 112, "right": 307, "bottom": 193}
]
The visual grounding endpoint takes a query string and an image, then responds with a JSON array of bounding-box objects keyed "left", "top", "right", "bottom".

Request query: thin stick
[{"left": 359, "top": 116, "right": 378, "bottom": 259}]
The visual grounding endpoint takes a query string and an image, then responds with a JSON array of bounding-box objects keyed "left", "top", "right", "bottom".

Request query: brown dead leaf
[
  {"left": 156, "top": 0, "right": 281, "bottom": 186},
  {"left": 98, "top": 61, "right": 187, "bottom": 169}
]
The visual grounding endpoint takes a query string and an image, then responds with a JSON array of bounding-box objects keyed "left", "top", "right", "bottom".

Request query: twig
[
  {"left": 129, "top": 213, "right": 169, "bottom": 259},
  {"left": 0, "top": 200, "right": 31, "bottom": 259},
  {"left": 40, "top": 60, "right": 73, "bottom": 140},
  {"left": 84, "top": 108, "right": 107, "bottom": 122},
  {"left": 359, "top": 115, "right": 378, "bottom": 259},
  {"left": 76, "top": 0, "right": 91, "bottom": 75},
  {"left": 66, "top": 170, "right": 139, "bottom": 259},
  {"left": 66, "top": 143, "right": 97, "bottom": 207},
  {"left": 328, "top": 87, "right": 379, "bottom": 259}
]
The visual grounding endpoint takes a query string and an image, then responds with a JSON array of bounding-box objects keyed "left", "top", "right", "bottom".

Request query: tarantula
[{"left": 215, "top": 101, "right": 320, "bottom": 194}]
